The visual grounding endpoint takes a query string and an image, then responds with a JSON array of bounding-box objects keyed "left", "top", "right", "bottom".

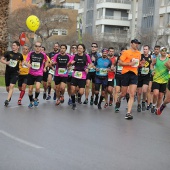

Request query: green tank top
[{"left": 153, "top": 57, "right": 169, "bottom": 83}]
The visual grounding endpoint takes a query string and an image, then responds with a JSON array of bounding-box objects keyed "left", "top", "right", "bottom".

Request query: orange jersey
[
  {"left": 120, "top": 49, "right": 141, "bottom": 75},
  {"left": 108, "top": 56, "right": 116, "bottom": 79}
]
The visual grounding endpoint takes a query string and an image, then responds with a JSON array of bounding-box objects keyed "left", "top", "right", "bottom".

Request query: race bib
[
  {"left": 74, "top": 71, "right": 82, "bottom": 79},
  {"left": 89, "top": 68, "right": 95, "bottom": 72},
  {"left": 9, "top": 59, "right": 17, "bottom": 67},
  {"left": 49, "top": 69, "right": 54, "bottom": 75},
  {"left": 58, "top": 68, "right": 67, "bottom": 75},
  {"left": 117, "top": 65, "right": 123, "bottom": 71},
  {"left": 141, "top": 67, "right": 149, "bottom": 75},
  {"left": 108, "top": 78, "right": 112, "bottom": 81},
  {"left": 132, "top": 58, "right": 139, "bottom": 67},
  {"left": 99, "top": 68, "right": 107, "bottom": 76},
  {"left": 32, "top": 62, "right": 40, "bottom": 70}
]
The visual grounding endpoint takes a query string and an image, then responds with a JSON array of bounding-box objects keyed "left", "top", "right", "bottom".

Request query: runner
[
  {"left": 157, "top": 59, "right": 170, "bottom": 115},
  {"left": 46, "top": 42, "right": 60, "bottom": 100},
  {"left": 0, "top": 41, "right": 23, "bottom": 106},
  {"left": 137, "top": 45, "right": 152, "bottom": 112},
  {"left": 52, "top": 44, "right": 71, "bottom": 105},
  {"left": 24, "top": 42, "right": 48, "bottom": 108},
  {"left": 17, "top": 44, "right": 30, "bottom": 105},
  {"left": 115, "top": 39, "right": 141, "bottom": 120},
  {"left": 67, "top": 44, "right": 77, "bottom": 105},
  {"left": 104, "top": 47, "right": 116, "bottom": 108},
  {"left": 147, "top": 45, "right": 160, "bottom": 110},
  {"left": 114, "top": 47, "right": 127, "bottom": 112},
  {"left": 41, "top": 46, "right": 51, "bottom": 100},
  {"left": 150, "top": 47, "right": 169, "bottom": 114},
  {"left": 83, "top": 43, "right": 101, "bottom": 105},
  {"left": 68, "top": 44, "right": 92, "bottom": 110},
  {"left": 93, "top": 48, "right": 112, "bottom": 109}
]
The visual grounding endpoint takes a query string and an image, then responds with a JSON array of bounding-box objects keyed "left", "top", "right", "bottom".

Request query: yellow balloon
[{"left": 26, "top": 15, "right": 40, "bottom": 32}]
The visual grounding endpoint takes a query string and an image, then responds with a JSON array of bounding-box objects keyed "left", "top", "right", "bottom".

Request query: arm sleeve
[
  {"left": 26, "top": 52, "right": 31, "bottom": 62},
  {"left": 4, "top": 51, "right": 9, "bottom": 59},
  {"left": 86, "top": 54, "right": 92, "bottom": 64},
  {"left": 120, "top": 51, "right": 127, "bottom": 62}
]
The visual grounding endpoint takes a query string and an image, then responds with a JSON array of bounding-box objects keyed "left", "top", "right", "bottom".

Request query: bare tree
[{"left": 7, "top": 5, "right": 74, "bottom": 50}]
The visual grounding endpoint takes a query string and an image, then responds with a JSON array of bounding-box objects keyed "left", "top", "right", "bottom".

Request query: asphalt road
[{"left": 0, "top": 89, "right": 170, "bottom": 170}]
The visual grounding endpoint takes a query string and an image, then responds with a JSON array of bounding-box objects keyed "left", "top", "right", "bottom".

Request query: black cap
[{"left": 131, "top": 39, "right": 141, "bottom": 44}]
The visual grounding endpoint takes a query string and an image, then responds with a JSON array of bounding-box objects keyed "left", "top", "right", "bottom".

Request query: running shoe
[
  {"left": 78, "top": 97, "right": 82, "bottom": 104},
  {"left": 142, "top": 102, "right": 146, "bottom": 111},
  {"left": 137, "top": 104, "right": 141, "bottom": 112},
  {"left": 28, "top": 103, "right": 33, "bottom": 108},
  {"left": 109, "top": 96, "right": 113, "bottom": 106},
  {"left": 68, "top": 98, "right": 72, "bottom": 105},
  {"left": 60, "top": 96, "right": 64, "bottom": 103},
  {"left": 98, "top": 104, "right": 102, "bottom": 109},
  {"left": 4, "top": 100, "right": 9, "bottom": 107},
  {"left": 151, "top": 106, "right": 156, "bottom": 113},
  {"left": 43, "top": 92, "right": 47, "bottom": 100},
  {"left": 18, "top": 99, "right": 22, "bottom": 105},
  {"left": 156, "top": 104, "right": 166, "bottom": 115},
  {"left": 46, "top": 95, "right": 51, "bottom": 100},
  {"left": 104, "top": 103, "right": 108, "bottom": 108},
  {"left": 53, "top": 92, "right": 56, "bottom": 100},
  {"left": 72, "top": 103, "right": 76, "bottom": 110},
  {"left": 83, "top": 99, "right": 88, "bottom": 104},
  {"left": 115, "top": 107, "right": 119, "bottom": 112},
  {"left": 56, "top": 99, "right": 60, "bottom": 105},
  {"left": 34, "top": 100, "right": 39, "bottom": 107},
  {"left": 90, "top": 96, "right": 94, "bottom": 105},
  {"left": 125, "top": 114, "right": 133, "bottom": 120}
]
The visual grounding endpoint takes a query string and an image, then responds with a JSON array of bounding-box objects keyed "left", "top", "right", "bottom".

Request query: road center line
[{"left": 0, "top": 130, "right": 43, "bottom": 149}]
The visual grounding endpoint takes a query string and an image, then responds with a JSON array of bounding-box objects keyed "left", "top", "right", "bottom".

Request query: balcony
[
  {"left": 96, "top": 16, "right": 130, "bottom": 26},
  {"left": 97, "top": 0, "right": 131, "bottom": 10}
]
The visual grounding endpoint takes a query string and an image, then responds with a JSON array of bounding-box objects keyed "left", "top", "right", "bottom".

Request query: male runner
[
  {"left": 116, "top": 39, "right": 141, "bottom": 120},
  {"left": 0, "top": 41, "right": 23, "bottom": 106},
  {"left": 24, "top": 42, "right": 48, "bottom": 108}
]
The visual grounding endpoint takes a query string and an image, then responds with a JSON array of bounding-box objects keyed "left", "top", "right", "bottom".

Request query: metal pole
[{"left": 131, "top": 0, "right": 136, "bottom": 39}]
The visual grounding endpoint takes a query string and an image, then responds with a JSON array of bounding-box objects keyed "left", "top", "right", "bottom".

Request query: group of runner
[{"left": 1, "top": 39, "right": 170, "bottom": 120}]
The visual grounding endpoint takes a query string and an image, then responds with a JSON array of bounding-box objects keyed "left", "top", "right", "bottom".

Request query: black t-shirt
[
  {"left": 74, "top": 54, "right": 87, "bottom": 71},
  {"left": 138, "top": 54, "right": 152, "bottom": 76},
  {"left": 4, "top": 51, "right": 23, "bottom": 74},
  {"left": 55, "top": 54, "right": 70, "bottom": 68},
  {"left": 89, "top": 52, "right": 100, "bottom": 64},
  {"left": 49, "top": 51, "right": 59, "bottom": 60}
]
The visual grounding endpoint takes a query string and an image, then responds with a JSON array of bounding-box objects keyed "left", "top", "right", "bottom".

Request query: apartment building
[
  {"left": 79, "top": 0, "right": 132, "bottom": 46},
  {"left": 136, "top": 0, "right": 170, "bottom": 49}
]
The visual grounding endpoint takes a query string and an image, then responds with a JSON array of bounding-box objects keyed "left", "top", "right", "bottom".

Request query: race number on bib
[
  {"left": 32, "top": 62, "right": 40, "bottom": 70},
  {"left": 49, "top": 69, "right": 54, "bottom": 75},
  {"left": 99, "top": 68, "right": 107, "bottom": 76},
  {"left": 22, "top": 62, "right": 28, "bottom": 68},
  {"left": 132, "top": 58, "right": 139, "bottom": 67},
  {"left": 74, "top": 71, "right": 83, "bottom": 79},
  {"left": 58, "top": 68, "right": 67, "bottom": 75},
  {"left": 108, "top": 79, "right": 113, "bottom": 81},
  {"left": 141, "top": 67, "right": 149, "bottom": 75},
  {"left": 9, "top": 59, "right": 17, "bottom": 67},
  {"left": 117, "top": 65, "right": 123, "bottom": 71}
]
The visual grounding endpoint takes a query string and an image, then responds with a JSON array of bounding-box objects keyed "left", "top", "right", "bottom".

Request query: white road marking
[{"left": 0, "top": 130, "right": 43, "bottom": 149}]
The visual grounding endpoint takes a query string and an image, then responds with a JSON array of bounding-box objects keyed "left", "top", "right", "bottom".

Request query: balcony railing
[
  {"left": 97, "top": 0, "right": 131, "bottom": 4},
  {"left": 97, "top": 15, "right": 129, "bottom": 20}
]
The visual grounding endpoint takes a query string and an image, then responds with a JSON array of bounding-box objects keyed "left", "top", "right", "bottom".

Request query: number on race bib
[
  {"left": 108, "top": 79, "right": 112, "bottom": 81},
  {"left": 74, "top": 71, "right": 83, "bottom": 78},
  {"left": 32, "top": 62, "right": 40, "bottom": 70},
  {"left": 58, "top": 68, "right": 67, "bottom": 75},
  {"left": 132, "top": 58, "right": 139, "bottom": 67},
  {"left": 141, "top": 67, "right": 149, "bottom": 75},
  {"left": 117, "top": 65, "right": 123, "bottom": 71},
  {"left": 99, "top": 68, "right": 107, "bottom": 76},
  {"left": 9, "top": 59, "right": 17, "bottom": 67}
]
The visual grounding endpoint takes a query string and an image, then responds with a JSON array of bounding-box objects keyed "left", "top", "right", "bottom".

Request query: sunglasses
[
  {"left": 35, "top": 45, "right": 41, "bottom": 47},
  {"left": 72, "top": 47, "right": 77, "bottom": 49},
  {"left": 91, "top": 46, "right": 97, "bottom": 48},
  {"left": 161, "top": 49, "right": 167, "bottom": 52}
]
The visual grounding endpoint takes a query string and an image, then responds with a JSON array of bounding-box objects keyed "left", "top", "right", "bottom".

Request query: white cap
[{"left": 160, "top": 47, "right": 167, "bottom": 51}]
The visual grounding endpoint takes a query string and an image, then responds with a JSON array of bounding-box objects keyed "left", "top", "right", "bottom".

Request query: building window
[
  {"left": 53, "top": 30, "right": 59, "bottom": 35},
  {"left": 61, "top": 30, "right": 67, "bottom": 35}
]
